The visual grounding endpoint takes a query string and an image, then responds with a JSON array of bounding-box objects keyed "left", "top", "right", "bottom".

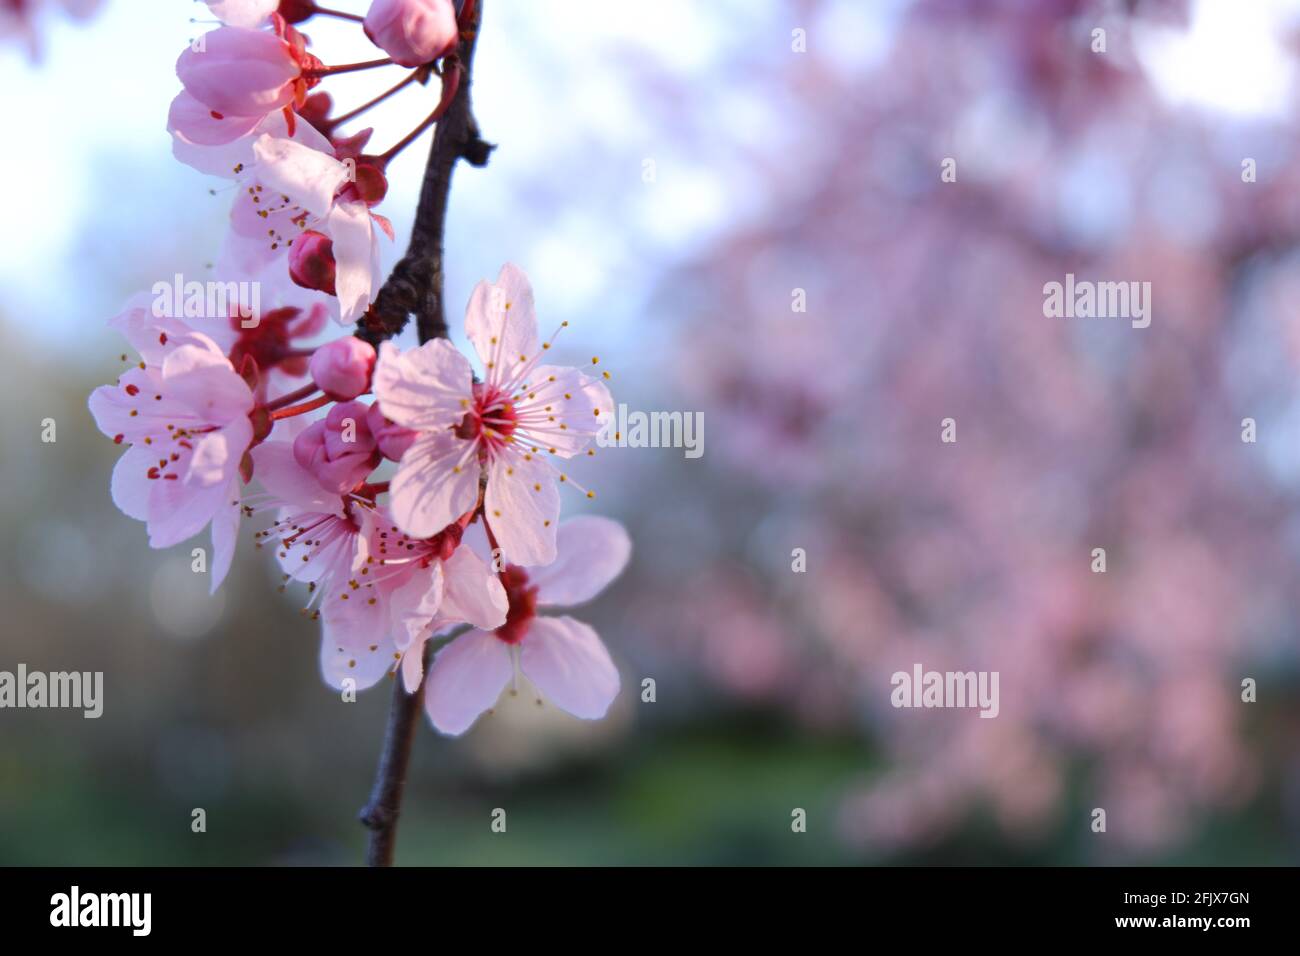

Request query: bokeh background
[{"left": 4, "top": 0, "right": 1300, "bottom": 865}]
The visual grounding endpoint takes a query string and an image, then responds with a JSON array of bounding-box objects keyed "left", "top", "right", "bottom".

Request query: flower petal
[
  {"left": 325, "top": 200, "right": 384, "bottom": 323},
  {"left": 168, "top": 89, "right": 262, "bottom": 147},
  {"left": 389, "top": 429, "right": 480, "bottom": 538},
  {"left": 388, "top": 561, "right": 445, "bottom": 649},
  {"left": 176, "top": 26, "right": 298, "bottom": 116},
  {"left": 161, "top": 344, "right": 254, "bottom": 423},
  {"left": 145, "top": 468, "right": 232, "bottom": 549},
  {"left": 205, "top": 0, "right": 277, "bottom": 28},
  {"left": 483, "top": 451, "right": 559, "bottom": 566},
  {"left": 109, "top": 443, "right": 156, "bottom": 522},
  {"left": 320, "top": 590, "right": 397, "bottom": 691},
  {"left": 372, "top": 338, "right": 474, "bottom": 430},
  {"left": 464, "top": 263, "right": 539, "bottom": 388},
  {"left": 186, "top": 416, "right": 253, "bottom": 488},
  {"left": 530, "top": 516, "right": 631, "bottom": 606},
  {"left": 423, "top": 629, "right": 512, "bottom": 735},
  {"left": 209, "top": 478, "right": 243, "bottom": 592},
  {"left": 520, "top": 615, "right": 620, "bottom": 720},
  {"left": 439, "top": 543, "right": 508, "bottom": 630},
  {"left": 253, "top": 134, "right": 349, "bottom": 219},
  {"left": 251, "top": 440, "right": 341, "bottom": 514}
]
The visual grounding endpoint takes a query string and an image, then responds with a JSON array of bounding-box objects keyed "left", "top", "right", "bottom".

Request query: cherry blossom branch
[
  {"left": 357, "top": 0, "right": 493, "bottom": 347},
  {"left": 358, "top": 643, "right": 430, "bottom": 866},
  {"left": 356, "top": 0, "right": 490, "bottom": 867}
]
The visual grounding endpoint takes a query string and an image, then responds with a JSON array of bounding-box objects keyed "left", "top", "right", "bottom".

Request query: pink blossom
[
  {"left": 317, "top": 508, "right": 508, "bottom": 692},
  {"left": 88, "top": 304, "right": 257, "bottom": 592},
  {"left": 251, "top": 439, "right": 368, "bottom": 588},
  {"left": 145, "top": 268, "right": 330, "bottom": 398},
  {"left": 292, "top": 400, "right": 382, "bottom": 494},
  {"left": 167, "top": 92, "right": 310, "bottom": 178},
  {"left": 247, "top": 441, "right": 394, "bottom": 690},
  {"left": 220, "top": 133, "right": 392, "bottom": 323},
  {"left": 422, "top": 516, "right": 629, "bottom": 736},
  {"left": 168, "top": 89, "right": 267, "bottom": 150},
  {"left": 309, "top": 337, "right": 375, "bottom": 399},
  {"left": 363, "top": 0, "right": 458, "bottom": 68},
  {"left": 373, "top": 263, "right": 614, "bottom": 564},
  {"left": 176, "top": 21, "right": 318, "bottom": 121}
]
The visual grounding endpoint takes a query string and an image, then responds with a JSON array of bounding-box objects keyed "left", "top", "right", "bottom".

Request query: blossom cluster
[{"left": 88, "top": 0, "right": 630, "bottom": 736}]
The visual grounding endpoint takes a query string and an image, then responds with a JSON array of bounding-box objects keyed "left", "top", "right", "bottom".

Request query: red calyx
[
  {"left": 339, "top": 159, "right": 389, "bottom": 206},
  {"left": 494, "top": 565, "right": 538, "bottom": 644}
]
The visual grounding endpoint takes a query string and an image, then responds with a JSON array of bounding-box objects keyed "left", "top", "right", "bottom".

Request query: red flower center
[
  {"left": 455, "top": 382, "right": 517, "bottom": 454},
  {"left": 494, "top": 565, "right": 538, "bottom": 644},
  {"left": 229, "top": 306, "right": 308, "bottom": 377}
]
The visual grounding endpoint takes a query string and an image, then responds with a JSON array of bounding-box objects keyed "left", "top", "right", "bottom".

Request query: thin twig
[
  {"left": 358, "top": 643, "right": 433, "bottom": 866},
  {"left": 355, "top": 0, "right": 491, "bottom": 867},
  {"left": 357, "top": 0, "right": 493, "bottom": 347}
]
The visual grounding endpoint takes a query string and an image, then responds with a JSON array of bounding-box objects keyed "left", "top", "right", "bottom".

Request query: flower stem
[
  {"left": 269, "top": 394, "right": 331, "bottom": 420},
  {"left": 377, "top": 64, "right": 460, "bottom": 164},
  {"left": 263, "top": 383, "right": 318, "bottom": 411},
  {"left": 305, "top": 57, "right": 394, "bottom": 79},
  {"left": 327, "top": 70, "right": 422, "bottom": 131},
  {"left": 311, "top": 4, "right": 365, "bottom": 22}
]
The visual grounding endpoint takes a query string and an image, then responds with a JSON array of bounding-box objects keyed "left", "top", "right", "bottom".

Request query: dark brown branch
[
  {"left": 358, "top": 644, "right": 432, "bottom": 866},
  {"left": 357, "top": 0, "right": 494, "bottom": 347},
  {"left": 355, "top": 0, "right": 491, "bottom": 867}
]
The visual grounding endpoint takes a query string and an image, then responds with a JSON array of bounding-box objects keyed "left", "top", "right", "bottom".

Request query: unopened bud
[
  {"left": 289, "top": 230, "right": 337, "bottom": 295},
  {"left": 363, "top": 0, "right": 459, "bottom": 68},
  {"left": 309, "top": 337, "right": 376, "bottom": 400}
]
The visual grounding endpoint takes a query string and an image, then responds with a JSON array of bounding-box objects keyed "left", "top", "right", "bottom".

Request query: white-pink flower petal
[
  {"left": 438, "top": 542, "right": 509, "bottom": 630},
  {"left": 483, "top": 452, "right": 560, "bottom": 566},
  {"left": 326, "top": 199, "right": 385, "bottom": 323},
  {"left": 253, "top": 134, "right": 350, "bottom": 220},
  {"left": 529, "top": 516, "right": 631, "bottom": 606},
  {"left": 389, "top": 429, "right": 480, "bottom": 538},
  {"left": 519, "top": 615, "right": 619, "bottom": 720},
  {"left": 423, "top": 628, "right": 513, "bottom": 735},
  {"left": 464, "top": 263, "right": 539, "bottom": 388},
  {"left": 320, "top": 594, "right": 398, "bottom": 691},
  {"left": 372, "top": 339, "right": 473, "bottom": 430}
]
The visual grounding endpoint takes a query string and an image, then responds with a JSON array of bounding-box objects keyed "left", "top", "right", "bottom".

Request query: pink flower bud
[
  {"left": 309, "top": 337, "right": 376, "bottom": 400},
  {"left": 176, "top": 25, "right": 307, "bottom": 117},
  {"left": 292, "top": 401, "right": 381, "bottom": 493},
  {"left": 366, "top": 401, "right": 418, "bottom": 462},
  {"left": 363, "top": 0, "right": 458, "bottom": 68},
  {"left": 289, "top": 230, "right": 337, "bottom": 295}
]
